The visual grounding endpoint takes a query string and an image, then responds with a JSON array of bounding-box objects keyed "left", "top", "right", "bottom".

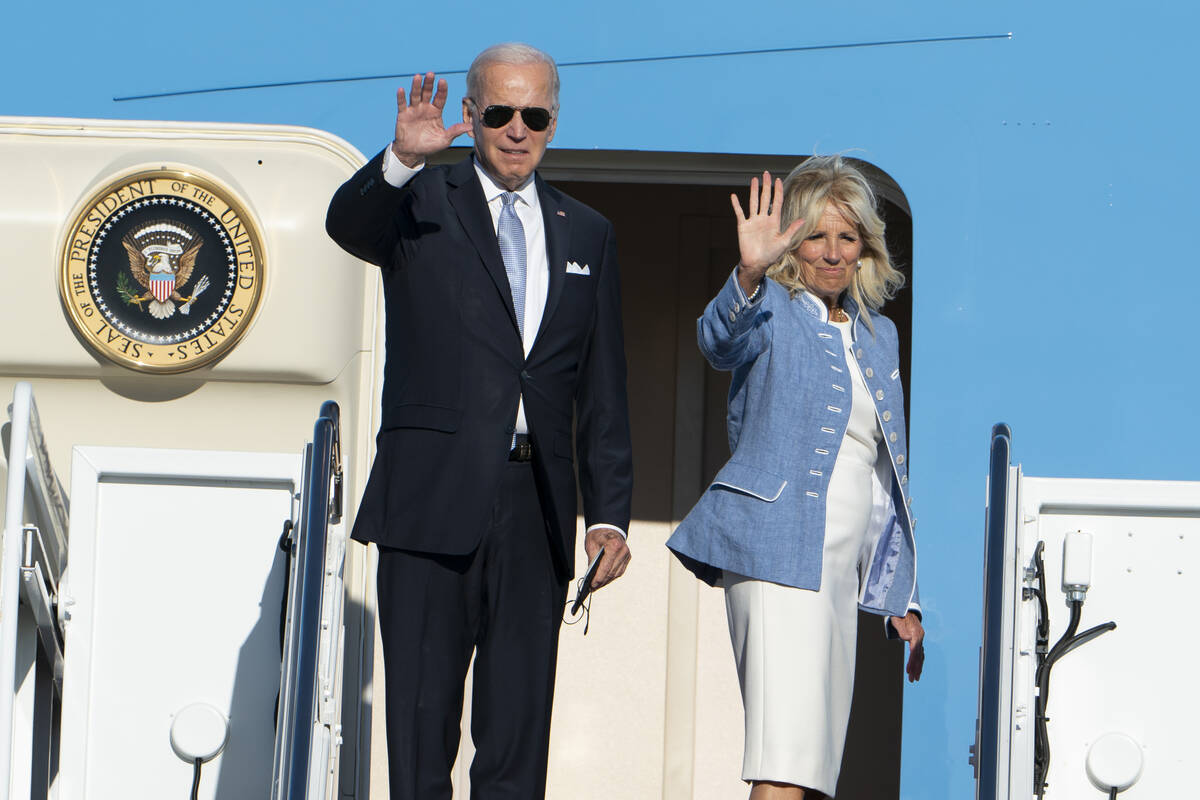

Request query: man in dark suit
[{"left": 326, "top": 43, "right": 633, "bottom": 800}]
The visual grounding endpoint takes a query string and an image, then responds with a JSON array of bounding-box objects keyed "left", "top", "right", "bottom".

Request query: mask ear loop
[{"left": 562, "top": 576, "right": 593, "bottom": 635}]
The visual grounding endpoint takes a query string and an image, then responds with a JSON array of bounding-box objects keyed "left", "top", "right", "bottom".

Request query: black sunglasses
[{"left": 471, "top": 102, "right": 553, "bottom": 132}]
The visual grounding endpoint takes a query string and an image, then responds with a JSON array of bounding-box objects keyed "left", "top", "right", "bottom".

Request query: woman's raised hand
[
  {"left": 730, "top": 172, "right": 806, "bottom": 289},
  {"left": 391, "top": 72, "right": 473, "bottom": 168}
]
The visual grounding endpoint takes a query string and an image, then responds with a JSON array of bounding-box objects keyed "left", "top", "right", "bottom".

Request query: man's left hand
[
  {"left": 890, "top": 611, "right": 925, "bottom": 682},
  {"left": 584, "top": 526, "right": 631, "bottom": 590}
]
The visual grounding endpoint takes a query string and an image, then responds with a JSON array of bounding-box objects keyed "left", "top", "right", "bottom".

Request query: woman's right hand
[{"left": 730, "top": 171, "right": 806, "bottom": 294}]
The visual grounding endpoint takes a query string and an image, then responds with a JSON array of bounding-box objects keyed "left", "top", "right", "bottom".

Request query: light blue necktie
[
  {"left": 498, "top": 192, "right": 527, "bottom": 338},
  {"left": 498, "top": 192, "right": 528, "bottom": 450}
]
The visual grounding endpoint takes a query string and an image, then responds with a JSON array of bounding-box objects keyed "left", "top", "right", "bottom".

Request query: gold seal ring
[{"left": 59, "top": 168, "right": 265, "bottom": 374}]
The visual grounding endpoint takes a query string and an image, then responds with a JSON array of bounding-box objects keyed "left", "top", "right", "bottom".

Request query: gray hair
[
  {"left": 768, "top": 155, "right": 905, "bottom": 330},
  {"left": 466, "top": 43, "right": 560, "bottom": 109}
]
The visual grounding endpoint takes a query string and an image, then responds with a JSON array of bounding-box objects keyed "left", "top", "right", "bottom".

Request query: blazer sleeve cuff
[{"left": 714, "top": 267, "right": 765, "bottom": 334}]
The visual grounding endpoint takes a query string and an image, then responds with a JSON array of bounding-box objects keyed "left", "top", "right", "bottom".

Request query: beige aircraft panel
[{"left": 0, "top": 116, "right": 381, "bottom": 799}]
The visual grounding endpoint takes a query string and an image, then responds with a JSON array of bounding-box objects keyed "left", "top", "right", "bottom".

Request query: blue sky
[{"left": 7, "top": 3, "right": 1199, "bottom": 798}]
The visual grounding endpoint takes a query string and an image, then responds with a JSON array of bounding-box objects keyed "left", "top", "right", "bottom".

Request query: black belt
[{"left": 509, "top": 434, "right": 533, "bottom": 462}]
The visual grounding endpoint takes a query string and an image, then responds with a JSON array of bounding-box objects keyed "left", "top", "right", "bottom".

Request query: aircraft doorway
[{"left": 430, "top": 147, "right": 914, "bottom": 799}]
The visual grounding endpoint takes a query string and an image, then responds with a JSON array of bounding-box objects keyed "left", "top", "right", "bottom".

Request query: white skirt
[{"left": 723, "top": 456, "right": 877, "bottom": 795}]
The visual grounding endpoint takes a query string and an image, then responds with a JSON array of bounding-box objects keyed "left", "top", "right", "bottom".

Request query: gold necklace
[{"left": 830, "top": 307, "right": 848, "bottom": 322}]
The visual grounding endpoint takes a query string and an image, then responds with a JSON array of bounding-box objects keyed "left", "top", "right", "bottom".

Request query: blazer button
[
  {"left": 732, "top": 302, "right": 741, "bottom": 313},
  {"left": 900, "top": 474, "right": 908, "bottom": 484},
  {"left": 896, "top": 454, "right": 905, "bottom": 465},
  {"left": 856, "top": 348, "right": 864, "bottom": 359},
  {"left": 521, "top": 370, "right": 531, "bottom": 380},
  {"left": 882, "top": 410, "right": 892, "bottom": 422},
  {"left": 875, "top": 389, "right": 884, "bottom": 401},
  {"left": 889, "top": 432, "right": 898, "bottom": 442},
  {"left": 865, "top": 367, "right": 874, "bottom": 378},
  {"left": 728, "top": 309, "right": 737, "bottom": 322}
]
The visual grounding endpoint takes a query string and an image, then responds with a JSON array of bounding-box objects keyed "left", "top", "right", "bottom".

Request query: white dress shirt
[{"left": 382, "top": 149, "right": 547, "bottom": 435}]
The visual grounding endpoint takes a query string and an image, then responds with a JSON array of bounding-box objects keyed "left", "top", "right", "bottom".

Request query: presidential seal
[{"left": 60, "top": 169, "right": 265, "bottom": 373}]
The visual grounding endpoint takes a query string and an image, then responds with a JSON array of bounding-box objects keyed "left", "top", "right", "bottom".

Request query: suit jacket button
[{"left": 521, "top": 370, "right": 531, "bottom": 380}]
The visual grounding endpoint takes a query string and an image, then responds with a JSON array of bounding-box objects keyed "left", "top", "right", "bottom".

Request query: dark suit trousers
[{"left": 376, "top": 460, "right": 568, "bottom": 800}]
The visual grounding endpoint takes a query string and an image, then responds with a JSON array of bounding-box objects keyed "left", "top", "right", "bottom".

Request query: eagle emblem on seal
[{"left": 119, "top": 221, "right": 211, "bottom": 319}]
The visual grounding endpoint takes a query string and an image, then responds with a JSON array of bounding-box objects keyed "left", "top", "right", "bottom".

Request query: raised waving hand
[
  {"left": 731, "top": 172, "right": 806, "bottom": 296},
  {"left": 391, "top": 72, "right": 473, "bottom": 168}
]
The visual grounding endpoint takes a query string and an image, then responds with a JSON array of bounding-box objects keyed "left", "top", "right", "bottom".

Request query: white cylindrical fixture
[
  {"left": 170, "top": 703, "right": 230, "bottom": 763},
  {"left": 1086, "top": 732, "right": 1143, "bottom": 792},
  {"left": 1062, "top": 529, "right": 1094, "bottom": 598}
]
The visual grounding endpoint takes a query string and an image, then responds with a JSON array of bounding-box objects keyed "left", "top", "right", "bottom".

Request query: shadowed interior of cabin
[
  {"left": 429, "top": 146, "right": 915, "bottom": 798},
  {"left": 557, "top": 158, "right": 911, "bottom": 800}
]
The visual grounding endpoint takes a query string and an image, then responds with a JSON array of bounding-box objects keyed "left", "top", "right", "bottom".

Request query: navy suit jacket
[{"left": 326, "top": 152, "right": 632, "bottom": 576}]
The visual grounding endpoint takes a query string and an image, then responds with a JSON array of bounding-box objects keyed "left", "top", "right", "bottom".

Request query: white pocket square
[{"left": 565, "top": 261, "right": 591, "bottom": 276}]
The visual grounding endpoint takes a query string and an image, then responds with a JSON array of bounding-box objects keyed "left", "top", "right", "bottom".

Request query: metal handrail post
[
  {"left": 282, "top": 407, "right": 338, "bottom": 799},
  {"left": 976, "top": 423, "right": 1012, "bottom": 800},
  {"left": 0, "top": 382, "right": 35, "bottom": 800}
]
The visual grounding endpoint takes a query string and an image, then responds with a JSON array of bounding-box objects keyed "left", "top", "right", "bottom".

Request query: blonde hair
[{"left": 767, "top": 155, "right": 904, "bottom": 327}]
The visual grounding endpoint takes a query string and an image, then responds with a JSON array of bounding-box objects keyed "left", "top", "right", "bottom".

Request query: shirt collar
[
  {"left": 800, "top": 289, "right": 862, "bottom": 329},
  {"left": 473, "top": 157, "right": 539, "bottom": 208},
  {"left": 800, "top": 290, "right": 829, "bottom": 323}
]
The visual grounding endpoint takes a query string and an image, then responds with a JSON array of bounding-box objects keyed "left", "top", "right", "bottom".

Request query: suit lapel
[
  {"left": 445, "top": 157, "right": 521, "bottom": 333},
  {"left": 535, "top": 175, "right": 569, "bottom": 344}
]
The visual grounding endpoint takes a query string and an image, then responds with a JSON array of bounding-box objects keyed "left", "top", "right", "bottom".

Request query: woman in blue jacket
[{"left": 667, "top": 156, "right": 924, "bottom": 800}]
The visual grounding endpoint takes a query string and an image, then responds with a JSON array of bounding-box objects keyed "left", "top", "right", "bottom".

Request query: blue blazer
[{"left": 667, "top": 271, "right": 919, "bottom": 620}]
